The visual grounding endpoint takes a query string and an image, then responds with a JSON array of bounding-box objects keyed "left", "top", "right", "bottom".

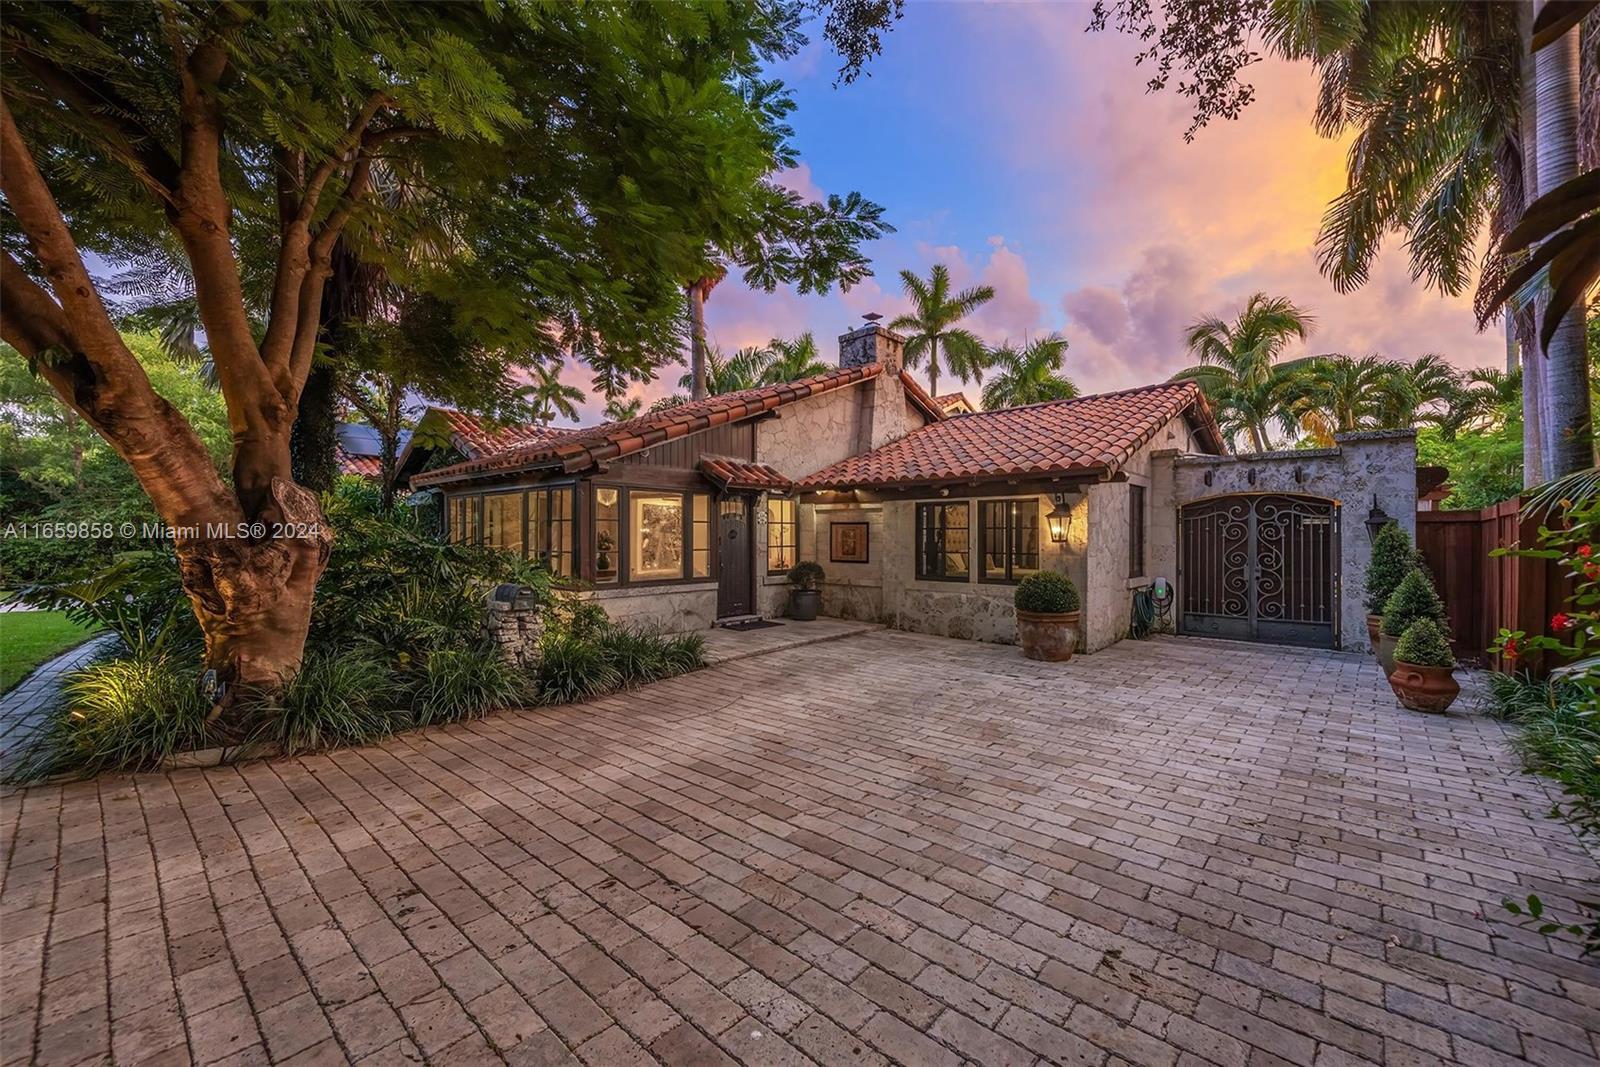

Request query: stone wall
[
  {"left": 485, "top": 585, "right": 543, "bottom": 668},
  {"left": 1148, "top": 430, "right": 1417, "bottom": 651},
  {"left": 580, "top": 582, "right": 718, "bottom": 635}
]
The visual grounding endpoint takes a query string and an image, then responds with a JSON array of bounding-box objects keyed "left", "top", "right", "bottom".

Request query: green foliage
[
  {"left": 891, "top": 265, "right": 995, "bottom": 396},
  {"left": 1487, "top": 670, "right": 1600, "bottom": 954},
  {"left": 532, "top": 630, "right": 623, "bottom": 705},
  {"left": 1364, "top": 524, "right": 1416, "bottom": 613},
  {"left": 1394, "top": 618, "right": 1454, "bottom": 668},
  {"left": 1380, "top": 569, "right": 1447, "bottom": 637},
  {"left": 1416, "top": 423, "right": 1524, "bottom": 510},
  {"left": 787, "top": 561, "right": 826, "bottom": 589},
  {"left": 1014, "top": 571, "right": 1081, "bottom": 614},
  {"left": 0, "top": 611, "right": 98, "bottom": 693},
  {"left": 21, "top": 549, "right": 200, "bottom": 660},
  {"left": 408, "top": 645, "right": 528, "bottom": 727},
  {"left": 15, "top": 654, "right": 209, "bottom": 780},
  {"left": 272, "top": 652, "right": 403, "bottom": 755},
  {"left": 1170, "top": 293, "right": 1315, "bottom": 451},
  {"left": 982, "top": 335, "right": 1077, "bottom": 409},
  {"left": 1, "top": 335, "right": 230, "bottom": 583}
]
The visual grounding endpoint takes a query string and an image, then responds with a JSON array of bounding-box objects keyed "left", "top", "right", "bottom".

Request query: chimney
[{"left": 838, "top": 314, "right": 904, "bottom": 373}]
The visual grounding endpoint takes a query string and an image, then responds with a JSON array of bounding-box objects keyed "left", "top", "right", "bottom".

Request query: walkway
[{"left": 2, "top": 633, "right": 1597, "bottom": 1065}]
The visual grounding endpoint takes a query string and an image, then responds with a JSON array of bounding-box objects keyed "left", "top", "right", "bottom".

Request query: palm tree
[
  {"left": 677, "top": 345, "right": 771, "bottom": 397},
  {"left": 1289, "top": 355, "right": 1388, "bottom": 445},
  {"left": 603, "top": 396, "right": 642, "bottom": 422},
  {"left": 519, "top": 362, "right": 585, "bottom": 425},
  {"left": 1171, "top": 293, "right": 1315, "bottom": 452},
  {"left": 981, "top": 335, "right": 1077, "bottom": 409},
  {"left": 760, "top": 333, "right": 831, "bottom": 385},
  {"left": 1374, "top": 354, "right": 1461, "bottom": 430},
  {"left": 889, "top": 265, "right": 995, "bottom": 398},
  {"left": 1441, "top": 367, "right": 1521, "bottom": 439}
]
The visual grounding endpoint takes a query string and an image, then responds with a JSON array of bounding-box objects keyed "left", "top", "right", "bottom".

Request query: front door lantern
[
  {"left": 1046, "top": 496, "right": 1074, "bottom": 543},
  {"left": 1364, "top": 494, "right": 1393, "bottom": 543}
]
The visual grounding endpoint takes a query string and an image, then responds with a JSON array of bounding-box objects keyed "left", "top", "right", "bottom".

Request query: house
[
  {"left": 334, "top": 422, "right": 409, "bottom": 480},
  {"left": 415, "top": 322, "right": 1416, "bottom": 653},
  {"left": 934, "top": 392, "right": 977, "bottom": 415},
  {"left": 395, "top": 406, "right": 577, "bottom": 486}
]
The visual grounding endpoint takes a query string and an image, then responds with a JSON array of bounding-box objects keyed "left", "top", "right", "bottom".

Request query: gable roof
[
  {"left": 414, "top": 364, "right": 945, "bottom": 487},
  {"left": 934, "top": 392, "right": 976, "bottom": 415},
  {"left": 797, "top": 381, "right": 1224, "bottom": 491}
]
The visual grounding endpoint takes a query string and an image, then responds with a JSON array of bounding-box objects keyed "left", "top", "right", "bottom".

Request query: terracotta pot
[
  {"left": 1366, "top": 614, "right": 1382, "bottom": 653},
  {"left": 1017, "top": 610, "right": 1080, "bottom": 662},
  {"left": 1388, "top": 661, "right": 1460, "bottom": 713},
  {"left": 789, "top": 588, "right": 820, "bottom": 621},
  {"left": 1376, "top": 633, "right": 1399, "bottom": 677}
]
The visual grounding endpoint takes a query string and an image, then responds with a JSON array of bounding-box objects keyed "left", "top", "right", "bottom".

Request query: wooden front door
[{"left": 717, "top": 495, "right": 754, "bottom": 618}]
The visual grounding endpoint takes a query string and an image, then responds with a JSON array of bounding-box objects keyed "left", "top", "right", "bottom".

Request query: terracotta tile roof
[
  {"left": 934, "top": 391, "right": 976, "bottom": 414},
  {"left": 414, "top": 365, "right": 881, "bottom": 487},
  {"left": 798, "top": 381, "right": 1224, "bottom": 491},
  {"left": 336, "top": 448, "right": 384, "bottom": 479},
  {"left": 898, "top": 372, "right": 950, "bottom": 423},
  {"left": 699, "top": 456, "right": 793, "bottom": 494},
  {"left": 434, "top": 408, "right": 579, "bottom": 457}
]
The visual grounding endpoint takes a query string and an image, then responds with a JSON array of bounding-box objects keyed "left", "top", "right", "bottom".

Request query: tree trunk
[
  {"left": 177, "top": 476, "right": 332, "bottom": 739},
  {"left": 1520, "top": 2, "right": 1548, "bottom": 487},
  {"left": 291, "top": 362, "right": 338, "bottom": 492},
  {"left": 928, "top": 336, "right": 940, "bottom": 399},
  {"left": 1534, "top": 18, "right": 1594, "bottom": 477},
  {"left": 688, "top": 279, "right": 710, "bottom": 400}
]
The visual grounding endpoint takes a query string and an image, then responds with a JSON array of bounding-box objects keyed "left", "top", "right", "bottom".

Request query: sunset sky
[{"left": 582, "top": 3, "right": 1506, "bottom": 422}]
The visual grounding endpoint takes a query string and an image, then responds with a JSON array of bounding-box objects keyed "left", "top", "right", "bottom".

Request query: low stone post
[{"left": 486, "top": 583, "right": 543, "bottom": 669}]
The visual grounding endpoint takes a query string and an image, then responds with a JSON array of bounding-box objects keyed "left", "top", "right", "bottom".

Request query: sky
[{"left": 574, "top": 2, "right": 1506, "bottom": 423}]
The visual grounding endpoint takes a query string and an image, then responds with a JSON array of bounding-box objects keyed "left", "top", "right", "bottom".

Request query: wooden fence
[{"left": 1415, "top": 500, "right": 1573, "bottom": 673}]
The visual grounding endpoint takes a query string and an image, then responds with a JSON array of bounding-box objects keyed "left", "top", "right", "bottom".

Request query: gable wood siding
[{"left": 616, "top": 420, "right": 754, "bottom": 470}]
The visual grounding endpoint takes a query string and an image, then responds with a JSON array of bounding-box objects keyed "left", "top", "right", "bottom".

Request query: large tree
[
  {"left": 890, "top": 264, "right": 996, "bottom": 398},
  {"left": 1171, "top": 292, "right": 1315, "bottom": 451},
  {"left": 0, "top": 1, "right": 840, "bottom": 730},
  {"left": 981, "top": 334, "right": 1077, "bottom": 409}
]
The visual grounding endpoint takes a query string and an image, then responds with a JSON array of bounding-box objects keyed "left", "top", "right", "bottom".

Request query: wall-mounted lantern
[
  {"left": 1364, "top": 494, "right": 1394, "bottom": 543},
  {"left": 1046, "top": 492, "right": 1075, "bottom": 544}
]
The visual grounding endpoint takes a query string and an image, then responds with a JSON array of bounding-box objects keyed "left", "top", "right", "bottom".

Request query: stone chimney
[
  {"left": 839, "top": 318, "right": 914, "bottom": 449},
  {"left": 838, "top": 320, "right": 904, "bottom": 373}
]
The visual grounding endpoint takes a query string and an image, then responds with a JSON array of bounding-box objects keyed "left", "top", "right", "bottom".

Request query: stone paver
[{"left": 3, "top": 631, "right": 1598, "bottom": 1066}]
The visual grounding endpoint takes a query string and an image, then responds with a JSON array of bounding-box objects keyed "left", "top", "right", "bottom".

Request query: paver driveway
[{"left": 3, "top": 632, "right": 1599, "bottom": 1067}]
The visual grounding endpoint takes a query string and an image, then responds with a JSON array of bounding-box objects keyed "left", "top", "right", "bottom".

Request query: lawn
[{"left": 1, "top": 612, "right": 99, "bottom": 693}]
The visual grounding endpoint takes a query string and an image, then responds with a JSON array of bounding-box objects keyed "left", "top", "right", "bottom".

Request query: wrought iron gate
[{"left": 1179, "top": 494, "right": 1338, "bottom": 647}]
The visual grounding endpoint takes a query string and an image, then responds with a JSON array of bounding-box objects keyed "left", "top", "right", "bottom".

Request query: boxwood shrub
[{"left": 1014, "top": 571, "right": 1080, "bottom": 614}]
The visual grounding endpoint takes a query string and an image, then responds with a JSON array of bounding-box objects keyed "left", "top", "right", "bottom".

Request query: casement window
[
  {"left": 445, "top": 486, "right": 574, "bottom": 577},
  {"left": 979, "top": 499, "right": 1041, "bottom": 583},
  {"left": 590, "top": 485, "right": 714, "bottom": 585},
  {"left": 1129, "top": 484, "right": 1146, "bottom": 578},
  {"left": 915, "top": 502, "right": 970, "bottom": 581},
  {"left": 766, "top": 496, "right": 797, "bottom": 574}
]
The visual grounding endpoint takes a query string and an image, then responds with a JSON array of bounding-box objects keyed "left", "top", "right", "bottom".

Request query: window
[
  {"left": 546, "top": 488, "right": 574, "bottom": 578},
  {"left": 465, "top": 495, "right": 482, "bottom": 546},
  {"left": 483, "top": 492, "right": 524, "bottom": 557},
  {"left": 448, "top": 496, "right": 467, "bottom": 543},
  {"left": 980, "top": 499, "right": 1040, "bottom": 582},
  {"left": 692, "top": 494, "right": 712, "bottom": 578},
  {"left": 1129, "top": 484, "right": 1146, "bottom": 578},
  {"left": 630, "top": 493, "right": 685, "bottom": 580},
  {"left": 915, "top": 502, "right": 970, "bottom": 581},
  {"left": 767, "top": 497, "right": 796, "bottom": 574},
  {"left": 594, "top": 487, "right": 620, "bottom": 583}
]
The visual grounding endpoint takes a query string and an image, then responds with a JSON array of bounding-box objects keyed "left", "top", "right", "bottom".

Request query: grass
[{"left": 0, "top": 611, "right": 99, "bottom": 693}]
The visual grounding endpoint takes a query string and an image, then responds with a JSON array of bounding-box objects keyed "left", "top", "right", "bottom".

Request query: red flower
[
  {"left": 1579, "top": 544, "right": 1594, "bottom": 558},
  {"left": 1503, "top": 637, "right": 1519, "bottom": 660},
  {"left": 1587, "top": 563, "right": 1600, "bottom": 581},
  {"left": 1552, "top": 613, "right": 1576, "bottom": 632}
]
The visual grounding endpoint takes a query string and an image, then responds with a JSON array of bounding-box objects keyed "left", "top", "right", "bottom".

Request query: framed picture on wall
[{"left": 830, "top": 521, "right": 870, "bottom": 563}]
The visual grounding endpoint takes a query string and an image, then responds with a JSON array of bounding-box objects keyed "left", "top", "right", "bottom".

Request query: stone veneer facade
[{"left": 1148, "top": 430, "right": 1417, "bottom": 652}]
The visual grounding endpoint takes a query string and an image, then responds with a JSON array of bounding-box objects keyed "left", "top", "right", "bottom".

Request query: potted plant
[
  {"left": 1378, "top": 568, "right": 1446, "bottom": 676},
  {"left": 1389, "top": 617, "right": 1459, "bottom": 712},
  {"left": 1365, "top": 523, "right": 1414, "bottom": 652},
  {"left": 787, "top": 561, "right": 825, "bottom": 621},
  {"left": 596, "top": 530, "right": 616, "bottom": 579},
  {"left": 1013, "top": 571, "right": 1081, "bottom": 662}
]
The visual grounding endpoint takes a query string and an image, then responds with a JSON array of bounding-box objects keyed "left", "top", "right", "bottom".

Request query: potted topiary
[
  {"left": 1364, "top": 523, "right": 1414, "bottom": 652},
  {"left": 1388, "top": 617, "right": 1459, "bottom": 713},
  {"left": 1378, "top": 568, "right": 1446, "bottom": 677},
  {"left": 787, "top": 561, "right": 825, "bottom": 621},
  {"left": 1013, "top": 571, "right": 1081, "bottom": 662}
]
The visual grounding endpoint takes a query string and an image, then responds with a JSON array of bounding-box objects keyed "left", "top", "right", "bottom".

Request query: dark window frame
[
  {"left": 589, "top": 483, "right": 718, "bottom": 588},
  {"left": 443, "top": 484, "right": 577, "bottom": 580},
  {"left": 915, "top": 502, "right": 971, "bottom": 582},
  {"left": 766, "top": 495, "right": 797, "bottom": 575},
  {"left": 979, "top": 498, "right": 1041, "bottom": 583},
  {"left": 1129, "top": 483, "right": 1147, "bottom": 578}
]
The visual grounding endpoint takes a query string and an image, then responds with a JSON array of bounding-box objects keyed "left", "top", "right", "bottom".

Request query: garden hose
[{"left": 1130, "top": 586, "right": 1157, "bottom": 640}]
